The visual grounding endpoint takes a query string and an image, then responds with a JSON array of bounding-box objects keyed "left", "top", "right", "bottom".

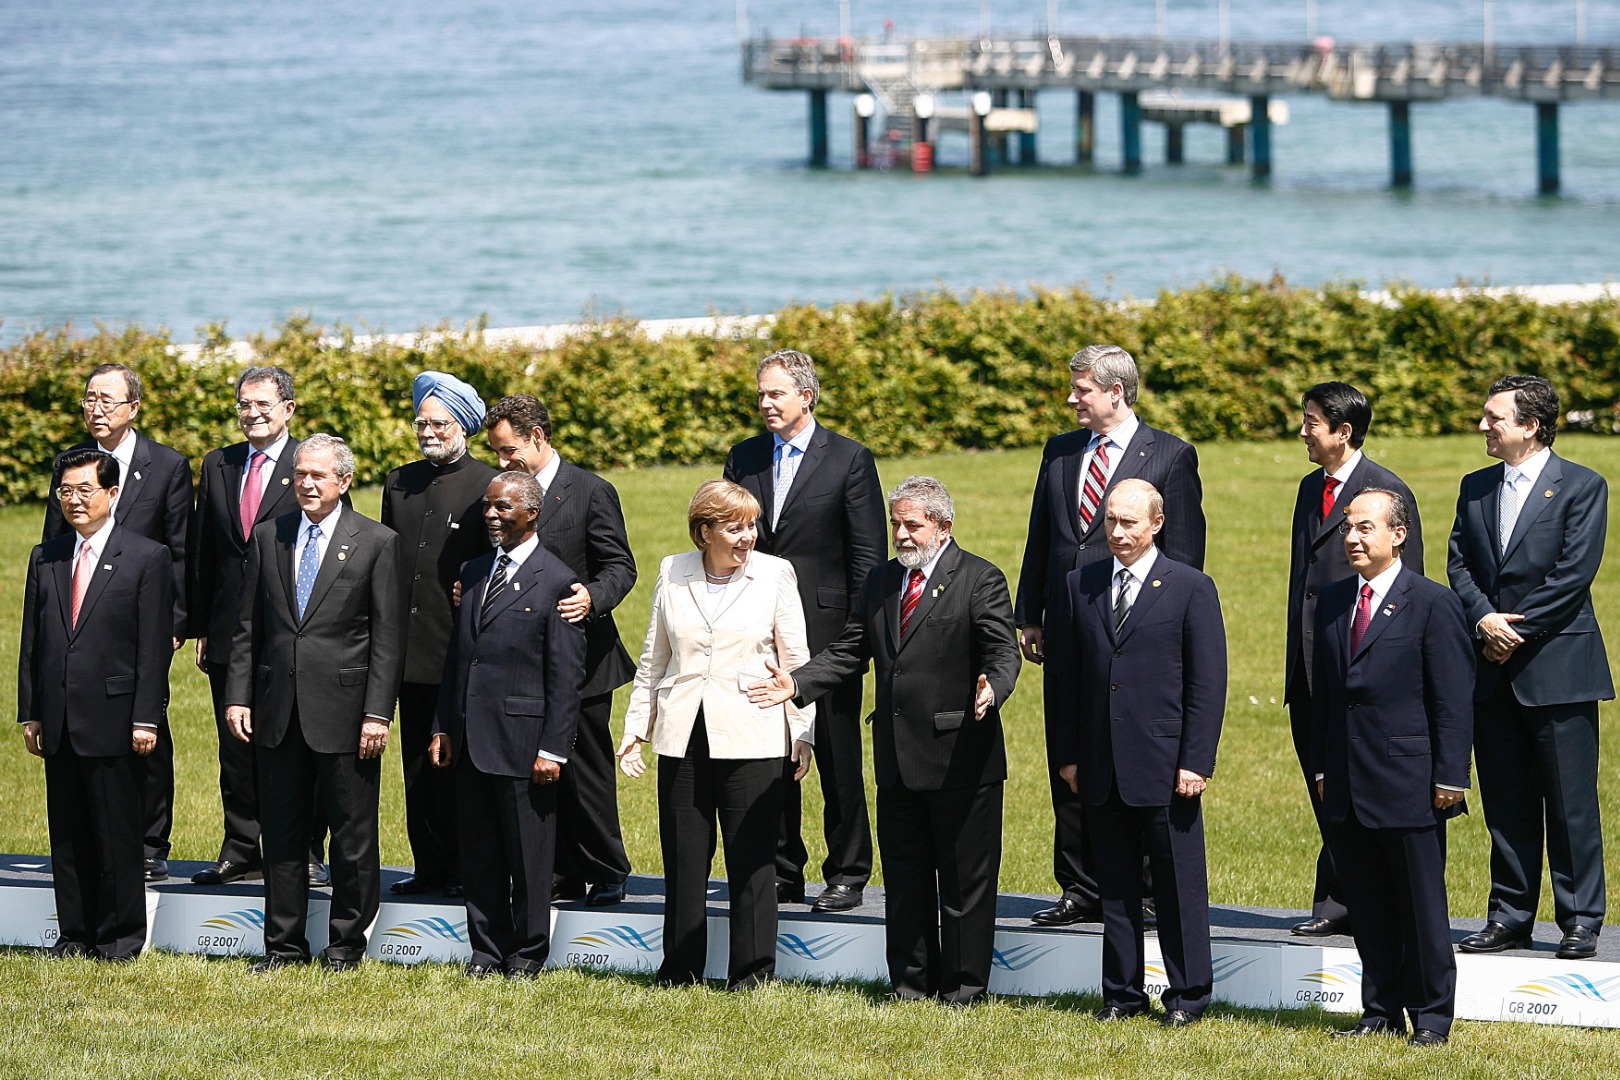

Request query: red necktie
[
  {"left": 1350, "top": 583, "right": 1373, "bottom": 654},
  {"left": 240, "top": 450, "right": 267, "bottom": 539},
  {"left": 71, "top": 541, "right": 93, "bottom": 628},
  {"left": 900, "top": 568, "right": 925, "bottom": 636},
  {"left": 1079, "top": 437, "right": 1112, "bottom": 528},
  {"left": 1321, "top": 475, "right": 1339, "bottom": 521}
]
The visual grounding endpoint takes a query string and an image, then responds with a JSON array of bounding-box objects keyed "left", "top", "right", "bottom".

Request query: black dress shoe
[
  {"left": 1557, "top": 925, "right": 1599, "bottom": 960},
  {"left": 1331, "top": 1019, "right": 1398, "bottom": 1038},
  {"left": 308, "top": 863, "right": 331, "bottom": 888},
  {"left": 776, "top": 882, "right": 805, "bottom": 905},
  {"left": 1142, "top": 899, "right": 1157, "bottom": 930},
  {"left": 320, "top": 955, "right": 361, "bottom": 972},
  {"left": 389, "top": 874, "right": 445, "bottom": 896},
  {"left": 813, "top": 885, "right": 864, "bottom": 913},
  {"left": 192, "top": 860, "right": 261, "bottom": 886},
  {"left": 1458, "top": 920, "right": 1530, "bottom": 953},
  {"left": 443, "top": 882, "right": 465, "bottom": 898},
  {"left": 1030, "top": 897, "right": 1100, "bottom": 927},
  {"left": 503, "top": 964, "right": 540, "bottom": 980},
  {"left": 249, "top": 956, "right": 306, "bottom": 973},
  {"left": 552, "top": 879, "right": 587, "bottom": 902},
  {"left": 1160, "top": 1009, "right": 1199, "bottom": 1028},
  {"left": 464, "top": 961, "right": 502, "bottom": 977},
  {"left": 1408, "top": 1029, "right": 1448, "bottom": 1048},
  {"left": 1093, "top": 1004, "right": 1144, "bottom": 1022},
  {"left": 49, "top": 940, "right": 94, "bottom": 959},
  {"left": 1292, "top": 917, "right": 1350, "bottom": 937},
  {"left": 586, "top": 881, "right": 626, "bottom": 906},
  {"left": 143, "top": 858, "right": 169, "bottom": 882}
]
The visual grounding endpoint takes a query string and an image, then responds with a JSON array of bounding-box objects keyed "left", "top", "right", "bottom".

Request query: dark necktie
[
  {"left": 481, "top": 554, "right": 512, "bottom": 627},
  {"left": 1320, "top": 475, "right": 1339, "bottom": 521},
  {"left": 900, "top": 568, "right": 925, "bottom": 636},
  {"left": 1113, "top": 568, "right": 1133, "bottom": 633},
  {"left": 1350, "top": 583, "right": 1373, "bottom": 654}
]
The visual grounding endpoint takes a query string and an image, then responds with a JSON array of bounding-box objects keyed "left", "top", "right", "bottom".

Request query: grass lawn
[{"left": 1, "top": 433, "right": 1618, "bottom": 1075}]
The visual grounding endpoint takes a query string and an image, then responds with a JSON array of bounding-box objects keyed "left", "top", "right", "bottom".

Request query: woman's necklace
[{"left": 704, "top": 569, "right": 734, "bottom": 584}]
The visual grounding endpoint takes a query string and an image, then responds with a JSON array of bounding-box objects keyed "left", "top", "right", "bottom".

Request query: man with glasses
[
  {"left": 189, "top": 366, "right": 329, "bottom": 887},
  {"left": 20, "top": 448, "right": 173, "bottom": 961},
  {"left": 380, "top": 372, "right": 496, "bottom": 899},
  {"left": 44, "top": 363, "right": 190, "bottom": 883}
]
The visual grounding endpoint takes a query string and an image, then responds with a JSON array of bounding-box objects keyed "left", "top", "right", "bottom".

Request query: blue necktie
[
  {"left": 296, "top": 523, "right": 322, "bottom": 620},
  {"left": 773, "top": 442, "right": 797, "bottom": 525}
]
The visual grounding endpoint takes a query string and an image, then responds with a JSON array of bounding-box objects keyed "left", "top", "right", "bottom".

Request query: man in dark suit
[
  {"left": 429, "top": 472, "right": 586, "bottom": 976},
  {"left": 752, "top": 475, "right": 1021, "bottom": 1004},
  {"left": 1285, "top": 381, "right": 1424, "bottom": 936},
  {"left": 45, "top": 363, "right": 190, "bottom": 883},
  {"left": 19, "top": 449, "right": 172, "bottom": 961},
  {"left": 226, "top": 434, "right": 405, "bottom": 970},
  {"left": 1016, "top": 344, "right": 1205, "bottom": 927},
  {"left": 382, "top": 371, "right": 496, "bottom": 899},
  {"left": 1313, "top": 489, "right": 1472, "bottom": 1047},
  {"left": 188, "top": 365, "right": 328, "bottom": 887},
  {"left": 484, "top": 394, "right": 636, "bottom": 907},
  {"left": 725, "top": 348, "right": 886, "bottom": 913},
  {"left": 1054, "top": 479, "right": 1225, "bottom": 1027},
  {"left": 1448, "top": 375, "right": 1610, "bottom": 961}
]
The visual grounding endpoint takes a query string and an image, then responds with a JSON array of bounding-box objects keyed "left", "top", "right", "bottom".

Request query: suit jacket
[
  {"left": 723, "top": 423, "right": 887, "bottom": 652},
  {"left": 1446, "top": 452, "right": 1614, "bottom": 706},
  {"left": 380, "top": 453, "right": 498, "bottom": 684},
  {"left": 533, "top": 460, "right": 636, "bottom": 699},
  {"left": 1014, "top": 421, "right": 1205, "bottom": 631},
  {"left": 1056, "top": 555, "right": 1226, "bottom": 807},
  {"left": 792, "top": 541, "right": 1022, "bottom": 792},
  {"left": 45, "top": 432, "right": 191, "bottom": 633},
  {"left": 1310, "top": 568, "right": 1474, "bottom": 829},
  {"left": 189, "top": 438, "right": 306, "bottom": 659},
  {"left": 225, "top": 508, "right": 406, "bottom": 754},
  {"left": 17, "top": 527, "right": 173, "bottom": 757},
  {"left": 623, "top": 550, "right": 814, "bottom": 761},
  {"left": 433, "top": 545, "right": 587, "bottom": 778},
  {"left": 1285, "top": 454, "right": 1423, "bottom": 702}
]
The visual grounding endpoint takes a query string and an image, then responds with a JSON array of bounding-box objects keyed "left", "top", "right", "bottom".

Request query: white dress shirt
[
  {"left": 1111, "top": 544, "right": 1160, "bottom": 612},
  {"left": 242, "top": 431, "right": 291, "bottom": 501},
  {"left": 1079, "top": 411, "right": 1141, "bottom": 510},
  {"left": 1498, "top": 445, "right": 1552, "bottom": 545}
]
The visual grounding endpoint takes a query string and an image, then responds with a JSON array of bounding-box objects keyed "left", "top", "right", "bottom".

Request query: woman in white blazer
[{"left": 618, "top": 480, "right": 815, "bottom": 989}]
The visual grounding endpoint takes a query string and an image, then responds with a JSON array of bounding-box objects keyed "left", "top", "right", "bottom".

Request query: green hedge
[{"left": 2, "top": 277, "right": 1617, "bottom": 506}]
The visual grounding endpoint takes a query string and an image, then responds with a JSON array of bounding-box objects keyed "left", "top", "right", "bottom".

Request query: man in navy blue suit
[
  {"left": 1312, "top": 489, "right": 1473, "bottom": 1047},
  {"left": 1447, "top": 375, "right": 1611, "bottom": 961},
  {"left": 1055, "top": 479, "right": 1225, "bottom": 1028},
  {"left": 431, "top": 472, "right": 586, "bottom": 977}
]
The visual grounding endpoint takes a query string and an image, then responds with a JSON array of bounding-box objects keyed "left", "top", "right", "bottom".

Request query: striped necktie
[
  {"left": 900, "top": 568, "right": 925, "bottom": 636},
  {"left": 1079, "top": 437, "right": 1112, "bottom": 528}
]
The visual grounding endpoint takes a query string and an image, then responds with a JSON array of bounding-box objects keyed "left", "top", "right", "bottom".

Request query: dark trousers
[
  {"left": 1287, "top": 669, "right": 1350, "bottom": 925},
  {"left": 257, "top": 707, "right": 380, "bottom": 962},
  {"left": 659, "top": 715, "right": 783, "bottom": 989},
  {"left": 1325, "top": 809, "right": 1456, "bottom": 1036},
  {"left": 1474, "top": 685, "right": 1606, "bottom": 932},
  {"left": 45, "top": 736, "right": 146, "bottom": 960},
  {"left": 554, "top": 691, "right": 631, "bottom": 887},
  {"left": 206, "top": 664, "right": 326, "bottom": 868},
  {"left": 455, "top": 756, "right": 558, "bottom": 972},
  {"left": 398, "top": 681, "right": 459, "bottom": 884},
  {"left": 1091, "top": 789, "right": 1212, "bottom": 1017},
  {"left": 877, "top": 781, "right": 1002, "bottom": 1005},
  {"left": 777, "top": 677, "right": 872, "bottom": 889}
]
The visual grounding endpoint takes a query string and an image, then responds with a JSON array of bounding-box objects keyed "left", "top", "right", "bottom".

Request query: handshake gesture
[{"left": 746, "top": 662, "right": 996, "bottom": 720}]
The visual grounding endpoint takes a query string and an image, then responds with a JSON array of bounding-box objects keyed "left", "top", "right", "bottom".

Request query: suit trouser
[
  {"left": 206, "top": 663, "right": 326, "bottom": 868},
  {"left": 455, "top": 755, "right": 558, "bottom": 972},
  {"left": 45, "top": 736, "right": 147, "bottom": 960},
  {"left": 1286, "top": 668, "right": 1350, "bottom": 925},
  {"left": 398, "top": 681, "right": 460, "bottom": 883},
  {"left": 1474, "top": 685, "right": 1606, "bottom": 932},
  {"left": 659, "top": 713, "right": 783, "bottom": 989},
  {"left": 777, "top": 677, "right": 872, "bottom": 889},
  {"left": 554, "top": 690, "right": 631, "bottom": 886},
  {"left": 257, "top": 707, "right": 380, "bottom": 962},
  {"left": 136, "top": 719, "right": 173, "bottom": 862},
  {"left": 1324, "top": 809, "right": 1456, "bottom": 1036},
  {"left": 1043, "top": 620, "right": 1102, "bottom": 906},
  {"left": 877, "top": 780, "right": 1002, "bottom": 1004},
  {"left": 1091, "top": 789, "right": 1212, "bottom": 1016}
]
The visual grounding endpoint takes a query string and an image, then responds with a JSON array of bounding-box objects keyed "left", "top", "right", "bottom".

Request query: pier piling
[
  {"left": 1389, "top": 100, "right": 1413, "bottom": 188},
  {"left": 1018, "top": 89, "right": 1038, "bottom": 164},
  {"left": 1226, "top": 124, "right": 1246, "bottom": 164},
  {"left": 1121, "top": 91, "right": 1143, "bottom": 174},
  {"left": 1537, "top": 102, "right": 1561, "bottom": 195},
  {"left": 1077, "top": 90, "right": 1095, "bottom": 165},
  {"left": 1166, "top": 123, "right": 1185, "bottom": 165},
  {"left": 1250, "top": 94, "right": 1272, "bottom": 179},
  {"left": 809, "top": 90, "right": 829, "bottom": 168}
]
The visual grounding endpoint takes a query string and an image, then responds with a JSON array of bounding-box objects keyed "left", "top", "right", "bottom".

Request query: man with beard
[
  {"left": 750, "top": 476, "right": 1021, "bottom": 1004},
  {"left": 381, "top": 371, "right": 496, "bottom": 898}
]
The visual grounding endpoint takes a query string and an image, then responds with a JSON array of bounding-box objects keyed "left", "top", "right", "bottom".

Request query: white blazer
[{"left": 623, "top": 550, "right": 815, "bottom": 760}]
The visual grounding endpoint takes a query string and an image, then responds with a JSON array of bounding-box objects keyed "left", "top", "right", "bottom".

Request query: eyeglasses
[
  {"left": 1337, "top": 521, "right": 1390, "bottom": 538},
  {"left": 80, "top": 396, "right": 133, "bottom": 413},
  {"left": 57, "top": 485, "right": 106, "bottom": 503},
  {"left": 413, "top": 418, "right": 457, "bottom": 434},
  {"left": 235, "top": 398, "right": 288, "bottom": 414}
]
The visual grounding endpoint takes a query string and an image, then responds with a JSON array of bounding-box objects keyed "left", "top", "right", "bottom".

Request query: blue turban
[{"left": 412, "top": 370, "right": 486, "bottom": 436}]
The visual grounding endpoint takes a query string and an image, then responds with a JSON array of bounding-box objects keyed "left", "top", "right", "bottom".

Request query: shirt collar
[
  {"left": 535, "top": 450, "right": 563, "bottom": 493},
  {"left": 494, "top": 532, "right": 541, "bottom": 574},
  {"left": 76, "top": 516, "right": 117, "bottom": 560},
  {"left": 1091, "top": 411, "right": 1139, "bottom": 453},
  {"left": 1507, "top": 446, "right": 1552, "bottom": 487},
  {"left": 774, "top": 417, "right": 818, "bottom": 456},
  {"left": 251, "top": 430, "right": 291, "bottom": 465},
  {"left": 1112, "top": 544, "right": 1160, "bottom": 585},
  {"left": 1357, "top": 559, "right": 1404, "bottom": 603},
  {"left": 300, "top": 501, "right": 342, "bottom": 540},
  {"left": 102, "top": 427, "right": 137, "bottom": 465},
  {"left": 905, "top": 535, "right": 953, "bottom": 589},
  {"left": 1326, "top": 448, "right": 1363, "bottom": 485}
]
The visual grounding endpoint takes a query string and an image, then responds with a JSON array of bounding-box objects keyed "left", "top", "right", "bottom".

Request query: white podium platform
[{"left": 3, "top": 856, "right": 1616, "bottom": 1029}]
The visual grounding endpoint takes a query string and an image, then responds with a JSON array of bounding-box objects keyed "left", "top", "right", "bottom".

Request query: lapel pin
[
  {"left": 1382, "top": 605, "right": 1395, "bottom": 616},
  {"left": 103, "top": 564, "right": 113, "bottom": 572},
  {"left": 931, "top": 585, "right": 943, "bottom": 597},
  {"left": 523, "top": 606, "right": 532, "bottom": 612},
  {"left": 1544, "top": 490, "right": 1554, "bottom": 498},
  {"left": 132, "top": 471, "right": 142, "bottom": 481},
  {"left": 1152, "top": 579, "right": 1162, "bottom": 588},
  {"left": 337, "top": 552, "right": 347, "bottom": 561}
]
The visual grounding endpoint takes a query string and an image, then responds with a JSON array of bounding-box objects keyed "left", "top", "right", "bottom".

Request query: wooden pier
[{"left": 742, "top": 33, "right": 1620, "bottom": 193}]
